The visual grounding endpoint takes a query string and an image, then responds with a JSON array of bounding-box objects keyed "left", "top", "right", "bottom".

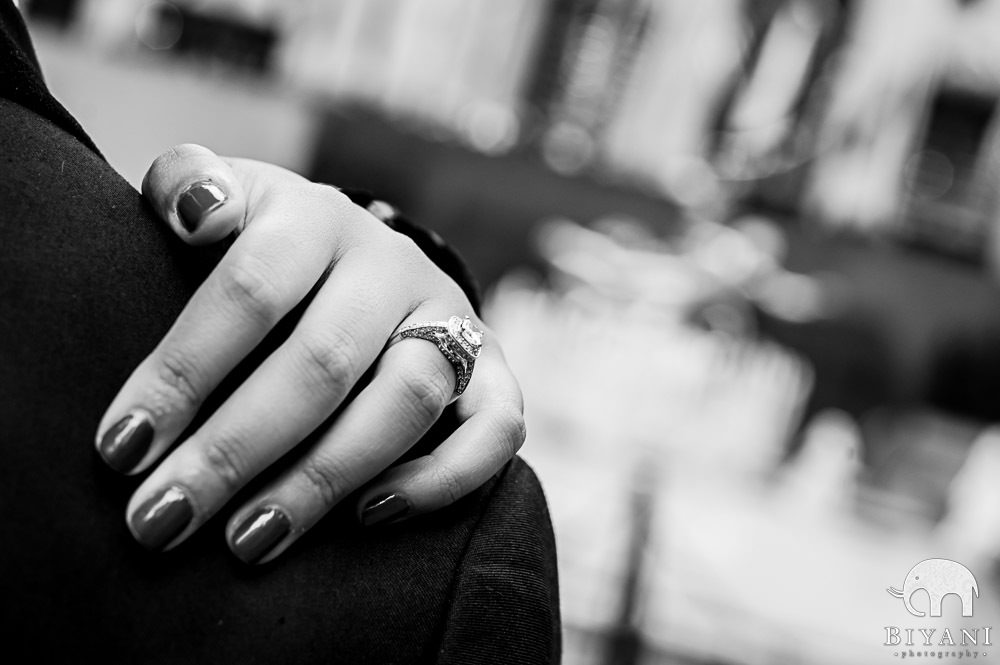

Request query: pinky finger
[{"left": 356, "top": 404, "right": 526, "bottom": 526}]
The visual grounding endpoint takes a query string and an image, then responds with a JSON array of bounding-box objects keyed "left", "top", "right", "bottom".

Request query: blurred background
[{"left": 20, "top": 0, "right": 1000, "bottom": 662}]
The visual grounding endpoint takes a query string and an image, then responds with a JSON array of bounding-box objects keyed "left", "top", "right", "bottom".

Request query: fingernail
[
  {"left": 177, "top": 180, "right": 226, "bottom": 233},
  {"left": 360, "top": 493, "right": 410, "bottom": 527},
  {"left": 98, "top": 410, "right": 154, "bottom": 474},
  {"left": 130, "top": 485, "right": 193, "bottom": 551},
  {"left": 230, "top": 506, "right": 291, "bottom": 565}
]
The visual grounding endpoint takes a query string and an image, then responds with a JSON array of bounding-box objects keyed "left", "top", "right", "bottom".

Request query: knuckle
[
  {"left": 295, "top": 328, "right": 362, "bottom": 398},
  {"left": 150, "top": 144, "right": 205, "bottom": 175},
  {"left": 384, "top": 233, "right": 431, "bottom": 274},
  {"left": 202, "top": 434, "right": 252, "bottom": 492},
  {"left": 432, "top": 461, "right": 467, "bottom": 505},
  {"left": 396, "top": 364, "right": 451, "bottom": 425},
  {"left": 403, "top": 242, "right": 447, "bottom": 286},
  {"left": 359, "top": 221, "right": 468, "bottom": 308},
  {"left": 298, "top": 184, "right": 355, "bottom": 232},
  {"left": 300, "top": 455, "right": 350, "bottom": 508},
  {"left": 154, "top": 347, "right": 205, "bottom": 410},
  {"left": 148, "top": 147, "right": 179, "bottom": 177},
  {"left": 387, "top": 232, "right": 423, "bottom": 260},
  {"left": 172, "top": 142, "right": 207, "bottom": 157},
  {"left": 301, "top": 180, "right": 344, "bottom": 206},
  {"left": 488, "top": 408, "right": 527, "bottom": 457},
  {"left": 511, "top": 410, "right": 528, "bottom": 447},
  {"left": 218, "top": 255, "right": 284, "bottom": 326}
]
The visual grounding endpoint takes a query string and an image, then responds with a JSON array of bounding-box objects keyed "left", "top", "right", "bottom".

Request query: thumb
[{"left": 141, "top": 143, "right": 248, "bottom": 245}]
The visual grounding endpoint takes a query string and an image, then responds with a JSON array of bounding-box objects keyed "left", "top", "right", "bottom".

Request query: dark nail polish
[
  {"left": 98, "top": 411, "right": 154, "bottom": 474},
  {"left": 177, "top": 181, "right": 226, "bottom": 233},
  {"left": 231, "top": 506, "right": 291, "bottom": 564},
  {"left": 130, "top": 486, "right": 193, "bottom": 551},
  {"left": 361, "top": 494, "right": 410, "bottom": 527}
]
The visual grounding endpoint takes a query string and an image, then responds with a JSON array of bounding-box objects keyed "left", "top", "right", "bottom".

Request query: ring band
[{"left": 393, "top": 316, "right": 484, "bottom": 396}]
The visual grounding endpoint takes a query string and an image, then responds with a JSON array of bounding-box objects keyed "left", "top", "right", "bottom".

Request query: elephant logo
[{"left": 887, "top": 558, "right": 979, "bottom": 617}]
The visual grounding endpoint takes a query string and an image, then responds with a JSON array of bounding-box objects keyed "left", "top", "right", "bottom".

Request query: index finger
[{"left": 95, "top": 180, "right": 356, "bottom": 475}]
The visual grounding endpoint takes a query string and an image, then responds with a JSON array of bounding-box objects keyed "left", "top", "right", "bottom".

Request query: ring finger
[{"left": 223, "top": 309, "right": 475, "bottom": 564}]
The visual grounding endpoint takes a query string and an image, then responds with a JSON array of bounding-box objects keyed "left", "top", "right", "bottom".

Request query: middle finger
[
  {"left": 125, "top": 250, "right": 411, "bottom": 550},
  {"left": 225, "top": 334, "right": 458, "bottom": 564}
]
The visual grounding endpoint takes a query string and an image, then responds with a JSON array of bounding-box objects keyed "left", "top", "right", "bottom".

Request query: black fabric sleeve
[
  {"left": 0, "top": 0, "right": 100, "bottom": 155},
  {"left": 436, "top": 457, "right": 561, "bottom": 663}
]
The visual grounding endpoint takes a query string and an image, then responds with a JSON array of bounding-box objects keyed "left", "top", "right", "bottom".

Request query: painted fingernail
[
  {"left": 177, "top": 180, "right": 226, "bottom": 233},
  {"left": 130, "top": 485, "right": 193, "bottom": 551},
  {"left": 98, "top": 410, "right": 154, "bottom": 474},
  {"left": 230, "top": 506, "right": 291, "bottom": 565},
  {"left": 360, "top": 493, "right": 410, "bottom": 527}
]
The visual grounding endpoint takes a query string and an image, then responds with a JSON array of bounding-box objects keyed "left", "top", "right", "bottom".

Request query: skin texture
[{"left": 95, "top": 144, "right": 526, "bottom": 564}]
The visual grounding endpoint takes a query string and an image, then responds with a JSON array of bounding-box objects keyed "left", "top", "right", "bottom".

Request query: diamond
[{"left": 460, "top": 317, "right": 483, "bottom": 347}]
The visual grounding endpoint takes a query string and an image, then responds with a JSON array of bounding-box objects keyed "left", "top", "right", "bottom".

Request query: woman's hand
[{"left": 94, "top": 144, "right": 525, "bottom": 564}]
